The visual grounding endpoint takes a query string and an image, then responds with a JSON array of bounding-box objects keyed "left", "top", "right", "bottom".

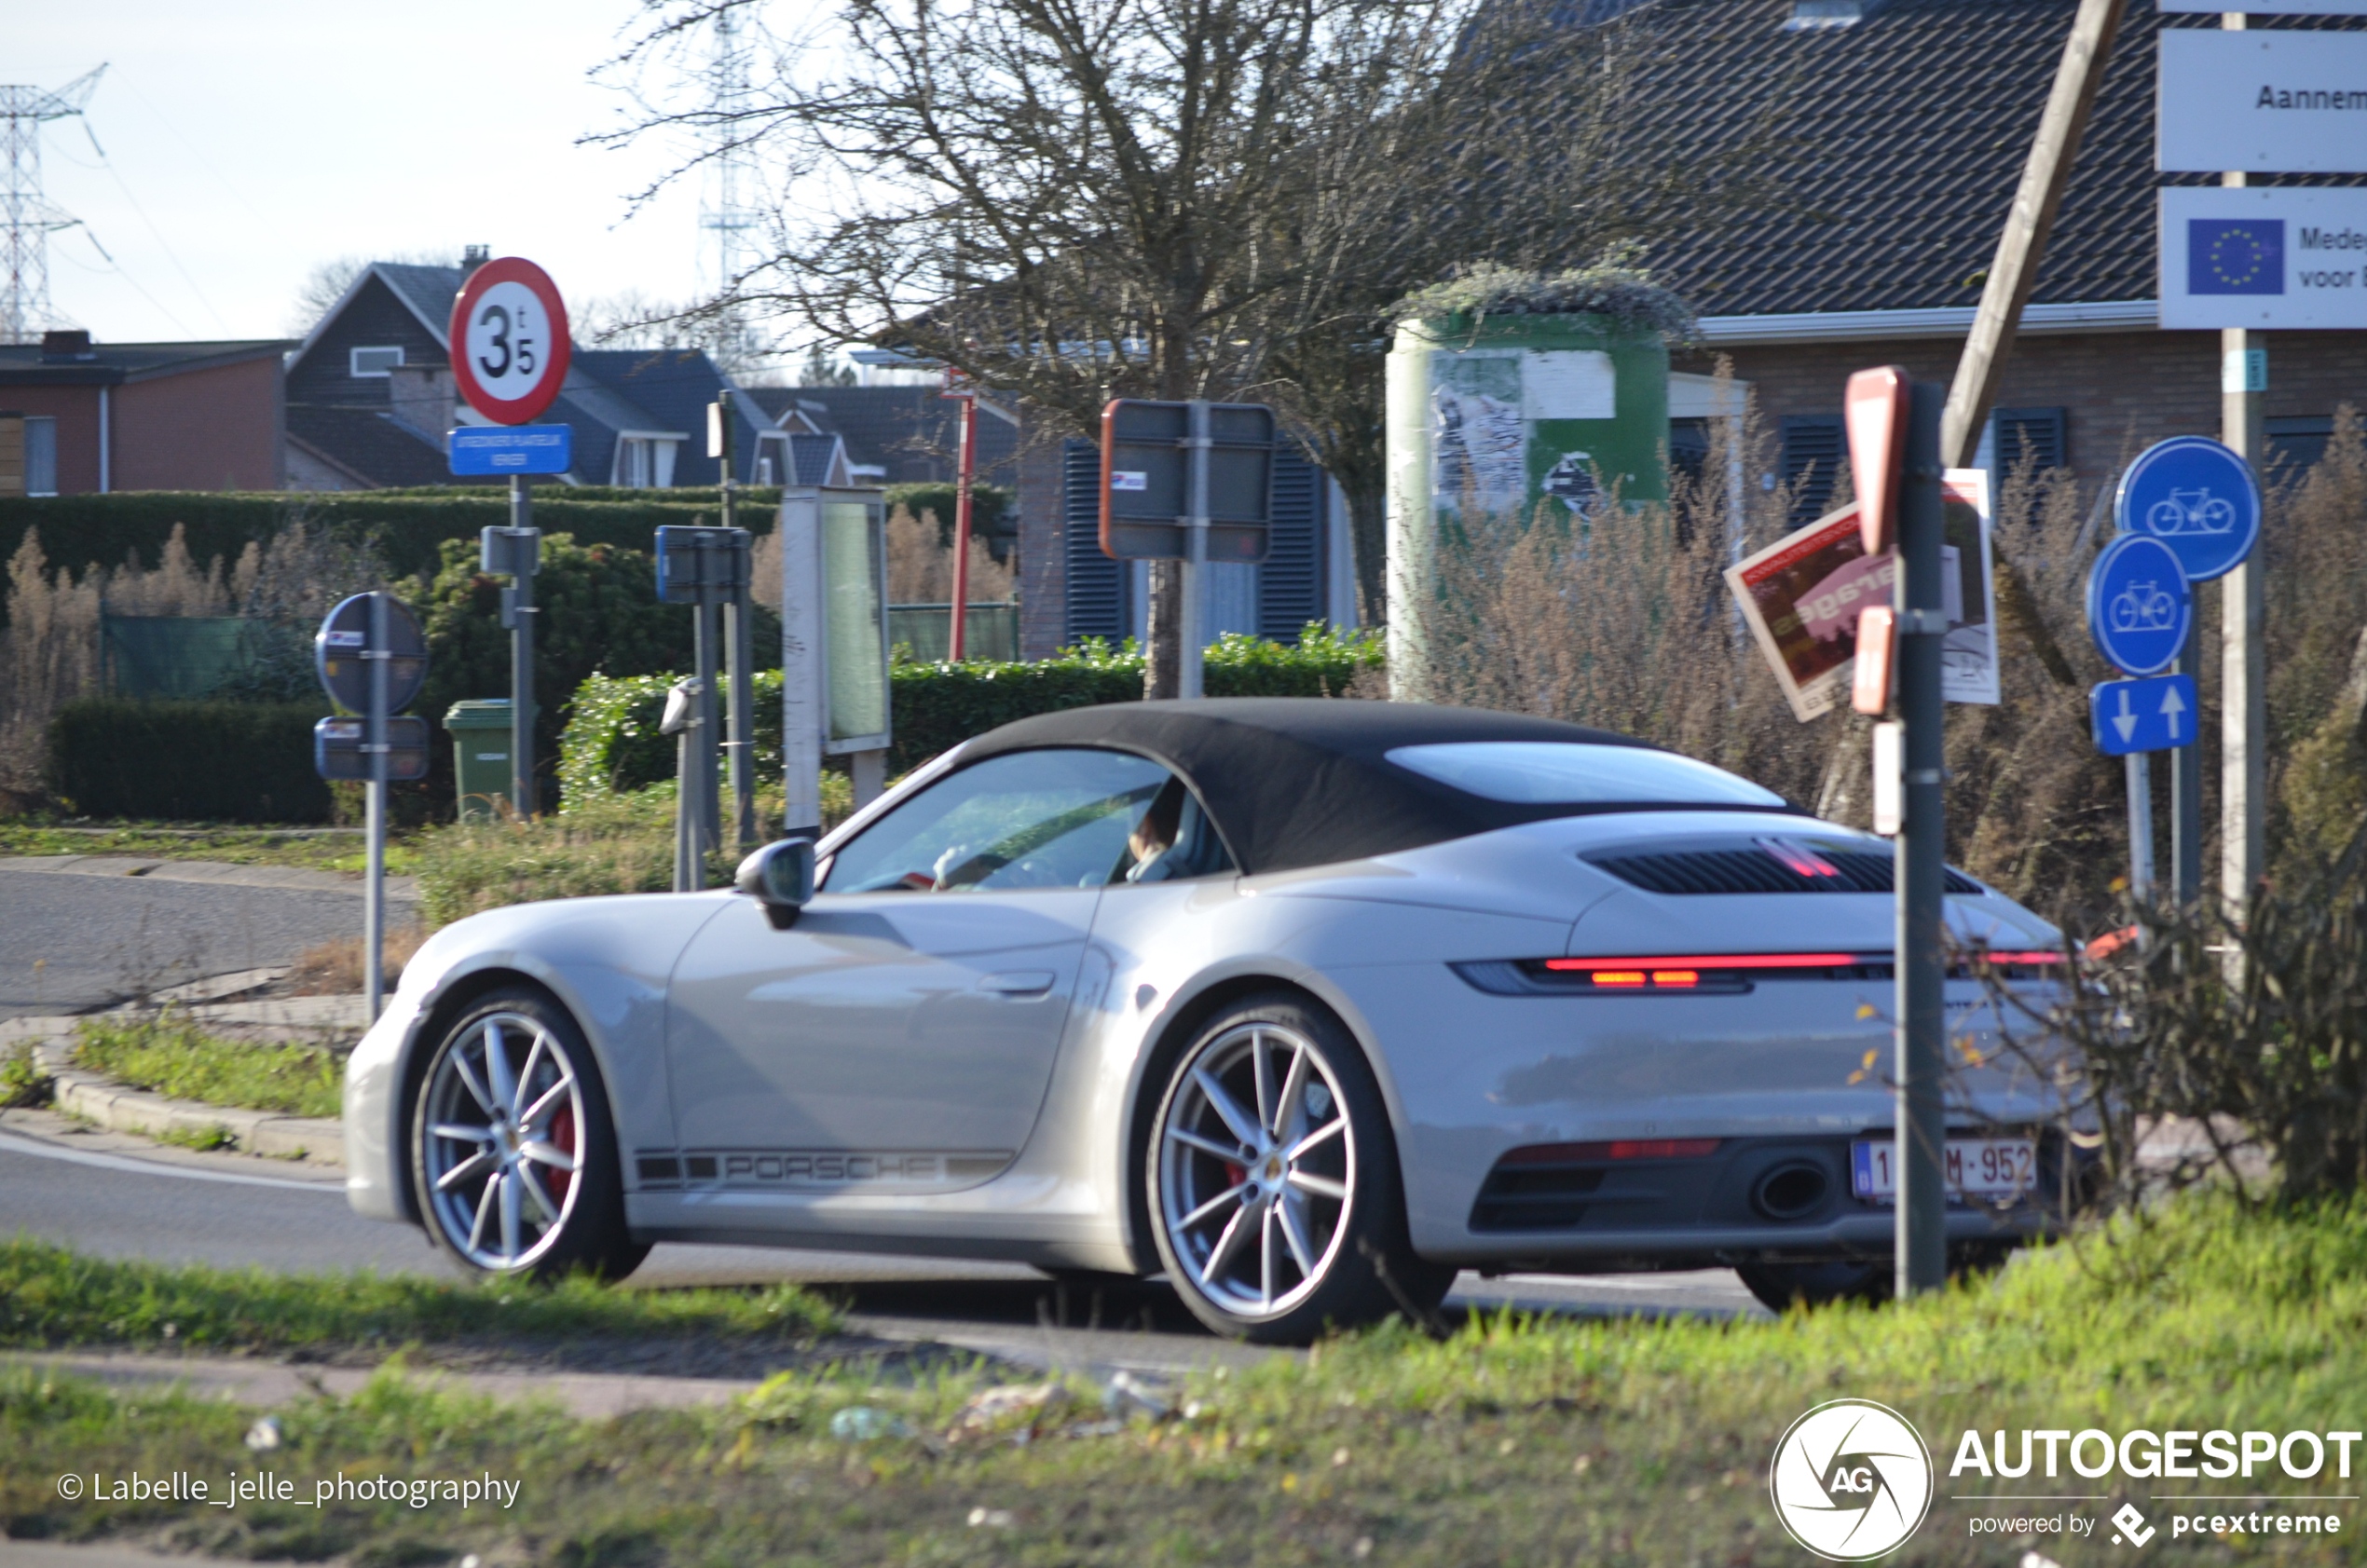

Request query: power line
[{"left": 0, "top": 64, "right": 105, "bottom": 343}]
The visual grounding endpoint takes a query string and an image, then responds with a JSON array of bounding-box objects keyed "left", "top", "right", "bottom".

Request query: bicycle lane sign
[
  {"left": 2115, "top": 434, "right": 2261, "bottom": 582},
  {"left": 2087, "top": 533, "right": 2194, "bottom": 676}
]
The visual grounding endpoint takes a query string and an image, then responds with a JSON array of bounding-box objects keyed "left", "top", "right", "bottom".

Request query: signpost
[
  {"left": 2115, "top": 434, "right": 2263, "bottom": 582},
  {"left": 708, "top": 396, "right": 757, "bottom": 852},
  {"left": 314, "top": 593, "right": 427, "bottom": 1022},
  {"left": 1100, "top": 399, "right": 1278, "bottom": 700},
  {"left": 2158, "top": 187, "right": 2367, "bottom": 331},
  {"left": 655, "top": 525, "right": 751, "bottom": 889},
  {"left": 2086, "top": 534, "right": 2194, "bottom": 678},
  {"left": 2087, "top": 534, "right": 2197, "bottom": 906},
  {"left": 2090, "top": 674, "right": 2197, "bottom": 757},
  {"left": 448, "top": 257, "right": 571, "bottom": 820}
]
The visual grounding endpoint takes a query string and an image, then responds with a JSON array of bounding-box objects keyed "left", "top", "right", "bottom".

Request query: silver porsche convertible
[{"left": 344, "top": 699, "right": 2072, "bottom": 1341}]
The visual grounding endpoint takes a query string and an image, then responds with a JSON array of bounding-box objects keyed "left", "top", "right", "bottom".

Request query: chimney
[
  {"left": 39, "top": 329, "right": 95, "bottom": 362},
  {"left": 462, "top": 245, "right": 491, "bottom": 272}
]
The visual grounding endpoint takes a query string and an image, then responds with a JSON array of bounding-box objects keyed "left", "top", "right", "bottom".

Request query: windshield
[
  {"left": 824, "top": 747, "right": 1175, "bottom": 892},
  {"left": 1384, "top": 742, "right": 1786, "bottom": 808}
]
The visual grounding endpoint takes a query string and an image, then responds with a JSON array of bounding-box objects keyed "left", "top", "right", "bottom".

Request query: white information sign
[
  {"left": 2158, "top": 0, "right": 2367, "bottom": 12},
  {"left": 2158, "top": 32, "right": 2367, "bottom": 173},
  {"left": 2159, "top": 187, "right": 2367, "bottom": 329}
]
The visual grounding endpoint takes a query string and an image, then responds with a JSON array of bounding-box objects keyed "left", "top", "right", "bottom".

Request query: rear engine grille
[{"left": 1589, "top": 845, "right": 1980, "bottom": 896}]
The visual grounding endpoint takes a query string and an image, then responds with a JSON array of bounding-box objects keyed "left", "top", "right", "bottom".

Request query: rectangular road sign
[
  {"left": 314, "top": 716, "right": 431, "bottom": 782},
  {"left": 2158, "top": 32, "right": 2367, "bottom": 173},
  {"left": 2159, "top": 187, "right": 2367, "bottom": 329},
  {"left": 1100, "top": 399, "right": 1276, "bottom": 561},
  {"left": 2090, "top": 674, "right": 2198, "bottom": 756},
  {"left": 449, "top": 424, "right": 572, "bottom": 476}
]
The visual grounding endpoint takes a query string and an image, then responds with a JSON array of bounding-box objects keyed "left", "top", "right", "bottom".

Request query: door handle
[{"left": 978, "top": 970, "right": 1058, "bottom": 998}]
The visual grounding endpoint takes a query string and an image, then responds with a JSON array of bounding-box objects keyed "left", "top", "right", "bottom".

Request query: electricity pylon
[{"left": 0, "top": 65, "right": 104, "bottom": 344}]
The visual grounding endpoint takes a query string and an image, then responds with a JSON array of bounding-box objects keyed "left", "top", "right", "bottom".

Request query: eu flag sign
[{"left": 2190, "top": 219, "right": 2284, "bottom": 294}]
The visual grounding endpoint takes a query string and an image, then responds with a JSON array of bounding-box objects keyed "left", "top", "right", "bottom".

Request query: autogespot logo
[{"left": 1770, "top": 1399, "right": 1936, "bottom": 1561}]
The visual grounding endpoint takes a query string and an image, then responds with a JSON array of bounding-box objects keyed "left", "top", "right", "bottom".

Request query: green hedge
[
  {"left": 47, "top": 699, "right": 333, "bottom": 823},
  {"left": 560, "top": 628, "right": 1382, "bottom": 804},
  {"left": 0, "top": 490, "right": 754, "bottom": 603}
]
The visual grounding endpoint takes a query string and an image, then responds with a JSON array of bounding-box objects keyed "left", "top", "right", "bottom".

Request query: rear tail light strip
[{"left": 1452, "top": 949, "right": 2061, "bottom": 997}]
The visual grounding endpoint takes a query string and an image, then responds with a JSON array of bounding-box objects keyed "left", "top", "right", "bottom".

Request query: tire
[
  {"left": 1145, "top": 993, "right": 1453, "bottom": 1343},
  {"left": 409, "top": 988, "right": 648, "bottom": 1283},
  {"left": 1736, "top": 1260, "right": 1890, "bottom": 1314}
]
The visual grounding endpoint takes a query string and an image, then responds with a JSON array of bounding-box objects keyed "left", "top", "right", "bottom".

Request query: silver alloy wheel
[
  {"left": 1157, "top": 1021, "right": 1357, "bottom": 1320},
  {"left": 419, "top": 1011, "right": 586, "bottom": 1273}
]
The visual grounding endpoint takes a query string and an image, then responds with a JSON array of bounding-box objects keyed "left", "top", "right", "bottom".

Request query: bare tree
[{"left": 599, "top": 0, "right": 1776, "bottom": 681}]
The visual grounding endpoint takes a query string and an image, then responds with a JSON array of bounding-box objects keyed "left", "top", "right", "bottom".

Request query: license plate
[{"left": 1852, "top": 1138, "right": 2034, "bottom": 1202}]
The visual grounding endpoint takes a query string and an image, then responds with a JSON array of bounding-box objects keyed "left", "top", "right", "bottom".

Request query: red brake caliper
[{"left": 545, "top": 1105, "right": 576, "bottom": 1205}]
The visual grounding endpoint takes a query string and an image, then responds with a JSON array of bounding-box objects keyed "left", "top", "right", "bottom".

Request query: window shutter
[
  {"left": 1991, "top": 407, "right": 2069, "bottom": 476},
  {"left": 2266, "top": 416, "right": 2333, "bottom": 475},
  {"left": 1780, "top": 415, "right": 1845, "bottom": 526},
  {"left": 1062, "top": 440, "right": 1128, "bottom": 646},
  {"left": 1257, "top": 443, "right": 1324, "bottom": 645}
]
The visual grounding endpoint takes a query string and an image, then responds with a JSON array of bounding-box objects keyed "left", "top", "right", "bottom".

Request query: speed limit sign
[{"left": 448, "top": 257, "right": 571, "bottom": 426}]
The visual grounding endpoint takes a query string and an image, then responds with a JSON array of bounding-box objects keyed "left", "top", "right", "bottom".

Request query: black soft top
[{"left": 957, "top": 698, "right": 1760, "bottom": 876}]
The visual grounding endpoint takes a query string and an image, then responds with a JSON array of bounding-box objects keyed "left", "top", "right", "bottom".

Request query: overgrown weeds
[
  {"left": 410, "top": 790, "right": 681, "bottom": 929},
  {"left": 72, "top": 1010, "right": 345, "bottom": 1121},
  {"left": 0, "top": 1043, "right": 52, "bottom": 1109}
]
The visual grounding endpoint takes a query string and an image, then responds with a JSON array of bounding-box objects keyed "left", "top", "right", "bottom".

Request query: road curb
[{"left": 27, "top": 1037, "right": 344, "bottom": 1166}]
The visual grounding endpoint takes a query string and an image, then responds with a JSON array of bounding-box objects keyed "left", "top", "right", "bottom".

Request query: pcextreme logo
[{"left": 1769, "top": 1399, "right": 1936, "bottom": 1561}]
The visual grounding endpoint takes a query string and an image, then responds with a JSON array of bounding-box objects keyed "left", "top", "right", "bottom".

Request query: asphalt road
[
  {"left": 0, "top": 1110, "right": 1769, "bottom": 1377},
  {"left": 0, "top": 867, "right": 400, "bottom": 1020}
]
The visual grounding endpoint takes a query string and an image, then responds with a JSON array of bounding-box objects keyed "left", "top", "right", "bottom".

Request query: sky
[{"left": 13, "top": 2, "right": 728, "bottom": 346}]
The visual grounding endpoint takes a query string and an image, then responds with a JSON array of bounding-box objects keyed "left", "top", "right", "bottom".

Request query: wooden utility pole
[{"left": 1940, "top": 0, "right": 2128, "bottom": 470}]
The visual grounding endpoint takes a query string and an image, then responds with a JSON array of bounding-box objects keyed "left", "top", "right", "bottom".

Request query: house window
[
  {"left": 349, "top": 346, "right": 404, "bottom": 378},
  {"left": 1780, "top": 415, "right": 1844, "bottom": 526},
  {"left": 612, "top": 434, "right": 682, "bottom": 489},
  {"left": 24, "top": 416, "right": 56, "bottom": 496}
]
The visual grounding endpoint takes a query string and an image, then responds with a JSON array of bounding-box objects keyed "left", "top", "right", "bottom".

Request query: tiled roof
[
  {"left": 285, "top": 404, "right": 465, "bottom": 489},
  {"left": 771, "top": 385, "right": 1019, "bottom": 483},
  {"left": 1613, "top": 0, "right": 2365, "bottom": 318},
  {"left": 375, "top": 265, "right": 468, "bottom": 342}
]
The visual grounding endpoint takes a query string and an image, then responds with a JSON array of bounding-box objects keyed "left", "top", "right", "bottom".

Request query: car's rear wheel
[
  {"left": 1147, "top": 995, "right": 1451, "bottom": 1343},
  {"left": 410, "top": 989, "right": 647, "bottom": 1282}
]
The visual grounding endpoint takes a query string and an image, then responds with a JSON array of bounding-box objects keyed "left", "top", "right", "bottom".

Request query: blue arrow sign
[
  {"left": 2087, "top": 533, "right": 2194, "bottom": 675},
  {"left": 448, "top": 424, "right": 572, "bottom": 476},
  {"left": 2089, "top": 673, "right": 2198, "bottom": 756},
  {"left": 2114, "top": 434, "right": 2260, "bottom": 582}
]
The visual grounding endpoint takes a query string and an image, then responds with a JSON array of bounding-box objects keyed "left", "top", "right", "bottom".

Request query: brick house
[
  {"left": 0, "top": 330, "right": 289, "bottom": 494},
  {"left": 1620, "top": 0, "right": 2364, "bottom": 521}
]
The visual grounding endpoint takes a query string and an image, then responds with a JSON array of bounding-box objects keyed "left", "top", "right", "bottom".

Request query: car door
[{"left": 664, "top": 747, "right": 1174, "bottom": 1194}]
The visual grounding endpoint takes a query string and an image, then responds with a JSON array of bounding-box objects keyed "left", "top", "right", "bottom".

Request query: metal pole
[
  {"left": 694, "top": 597, "right": 721, "bottom": 879},
  {"left": 1895, "top": 381, "right": 1949, "bottom": 1299},
  {"left": 2172, "top": 644, "right": 2202, "bottom": 906},
  {"left": 2221, "top": 11, "right": 2266, "bottom": 937},
  {"left": 508, "top": 478, "right": 536, "bottom": 818},
  {"left": 1180, "top": 400, "right": 1210, "bottom": 701},
  {"left": 726, "top": 545, "right": 756, "bottom": 852},
  {"left": 364, "top": 592, "right": 389, "bottom": 1023},
  {"left": 2127, "top": 751, "right": 2155, "bottom": 901},
  {"left": 951, "top": 390, "right": 977, "bottom": 661}
]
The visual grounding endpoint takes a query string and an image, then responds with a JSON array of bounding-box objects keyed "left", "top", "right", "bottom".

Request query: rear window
[{"left": 1384, "top": 742, "right": 1786, "bottom": 808}]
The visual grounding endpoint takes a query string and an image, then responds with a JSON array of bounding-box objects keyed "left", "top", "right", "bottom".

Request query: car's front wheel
[
  {"left": 1146, "top": 995, "right": 1451, "bottom": 1343},
  {"left": 409, "top": 989, "right": 646, "bottom": 1282}
]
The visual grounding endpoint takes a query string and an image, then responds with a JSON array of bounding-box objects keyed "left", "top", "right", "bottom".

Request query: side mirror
[{"left": 734, "top": 839, "right": 816, "bottom": 930}]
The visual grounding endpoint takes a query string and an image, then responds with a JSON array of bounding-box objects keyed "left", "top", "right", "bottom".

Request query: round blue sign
[
  {"left": 2087, "top": 534, "right": 2193, "bottom": 676},
  {"left": 2114, "top": 434, "right": 2260, "bottom": 583}
]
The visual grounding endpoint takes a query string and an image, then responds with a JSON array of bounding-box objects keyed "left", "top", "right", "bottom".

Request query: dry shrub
[
  {"left": 0, "top": 518, "right": 389, "bottom": 804},
  {"left": 285, "top": 924, "right": 429, "bottom": 996},
  {"left": 886, "top": 506, "right": 1014, "bottom": 603},
  {"left": 1404, "top": 380, "right": 2367, "bottom": 913}
]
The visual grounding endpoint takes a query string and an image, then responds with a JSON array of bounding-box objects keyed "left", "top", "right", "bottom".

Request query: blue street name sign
[
  {"left": 448, "top": 424, "right": 572, "bottom": 476},
  {"left": 2090, "top": 673, "right": 2199, "bottom": 756},
  {"left": 2114, "top": 434, "right": 2260, "bottom": 583},
  {"left": 2087, "top": 533, "right": 2194, "bottom": 676}
]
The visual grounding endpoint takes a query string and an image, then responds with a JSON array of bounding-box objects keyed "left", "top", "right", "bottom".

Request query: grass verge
[
  {"left": 4, "top": 1192, "right": 2363, "bottom": 1563},
  {"left": 72, "top": 1011, "right": 343, "bottom": 1121},
  {"left": 0, "top": 1236, "right": 839, "bottom": 1357},
  {"left": 410, "top": 790, "right": 677, "bottom": 929},
  {"left": 0, "top": 819, "right": 404, "bottom": 874}
]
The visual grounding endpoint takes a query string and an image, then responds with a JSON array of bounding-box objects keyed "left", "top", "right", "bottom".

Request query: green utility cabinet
[{"left": 445, "top": 700, "right": 513, "bottom": 822}]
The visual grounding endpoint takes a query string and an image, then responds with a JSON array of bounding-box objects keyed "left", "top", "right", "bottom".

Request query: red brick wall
[
  {"left": 1677, "top": 329, "right": 2367, "bottom": 495},
  {"left": 116, "top": 355, "right": 284, "bottom": 492},
  {"left": 0, "top": 386, "right": 103, "bottom": 494}
]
